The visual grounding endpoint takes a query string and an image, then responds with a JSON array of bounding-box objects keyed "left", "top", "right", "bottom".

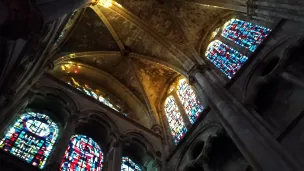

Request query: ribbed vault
[{"left": 49, "top": 1, "right": 232, "bottom": 127}]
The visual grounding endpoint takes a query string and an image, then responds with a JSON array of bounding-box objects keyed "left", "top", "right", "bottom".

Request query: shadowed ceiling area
[{"left": 49, "top": 0, "right": 232, "bottom": 128}]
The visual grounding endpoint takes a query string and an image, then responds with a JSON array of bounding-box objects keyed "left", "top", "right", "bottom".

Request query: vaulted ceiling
[{"left": 49, "top": 1, "right": 231, "bottom": 128}]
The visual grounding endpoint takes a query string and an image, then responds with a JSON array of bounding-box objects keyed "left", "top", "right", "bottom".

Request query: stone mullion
[
  {"left": 172, "top": 91, "right": 192, "bottom": 130},
  {"left": 45, "top": 115, "right": 78, "bottom": 170},
  {"left": 161, "top": 105, "right": 176, "bottom": 150},
  {"left": 217, "top": 36, "right": 250, "bottom": 57},
  {"left": 106, "top": 140, "right": 123, "bottom": 171},
  {"left": 189, "top": 65, "right": 302, "bottom": 171}
]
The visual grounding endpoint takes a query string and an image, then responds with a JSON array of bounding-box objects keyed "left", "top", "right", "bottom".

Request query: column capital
[{"left": 188, "top": 64, "right": 211, "bottom": 84}]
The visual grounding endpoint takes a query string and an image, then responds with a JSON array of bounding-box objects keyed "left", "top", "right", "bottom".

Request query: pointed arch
[
  {"left": 0, "top": 111, "right": 59, "bottom": 169},
  {"left": 60, "top": 134, "right": 104, "bottom": 171},
  {"left": 51, "top": 62, "right": 153, "bottom": 128},
  {"left": 67, "top": 77, "right": 125, "bottom": 115}
]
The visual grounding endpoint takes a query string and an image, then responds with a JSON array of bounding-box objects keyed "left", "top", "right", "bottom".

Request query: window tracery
[
  {"left": 177, "top": 79, "right": 204, "bottom": 124},
  {"left": 222, "top": 18, "right": 271, "bottom": 52},
  {"left": 164, "top": 96, "right": 188, "bottom": 144},
  {"left": 60, "top": 134, "right": 104, "bottom": 171},
  {"left": 0, "top": 111, "right": 59, "bottom": 169},
  {"left": 68, "top": 77, "right": 127, "bottom": 116},
  {"left": 121, "top": 156, "right": 141, "bottom": 171},
  {"left": 205, "top": 40, "right": 248, "bottom": 79}
]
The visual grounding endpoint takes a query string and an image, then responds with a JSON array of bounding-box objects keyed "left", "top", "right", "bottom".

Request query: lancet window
[
  {"left": 67, "top": 77, "right": 127, "bottom": 116},
  {"left": 0, "top": 111, "right": 59, "bottom": 169},
  {"left": 177, "top": 78, "right": 204, "bottom": 124},
  {"left": 164, "top": 96, "right": 188, "bottom": 144},
  {"left": 60, "top": 134, "right": 104, "bottom": 171}
]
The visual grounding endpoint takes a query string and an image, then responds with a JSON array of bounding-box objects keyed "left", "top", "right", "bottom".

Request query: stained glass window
[
  {"left": 222, "top": 18, "right": 271, "bottom": 52},
  {"left": 0, "top": 112, "right": 59, "bottom": 169},
  {"left": 121, "top": 156, "right": 141, "bottom": 171},
  {"left": 60, "top": 134, "right": 104, "bottom": 171},
  {"left": 164, "top": 96, "right": 187, "bottom": 144},
  {"left": 205, "top": 40, "right": 248, "bottom": 79},
  {"left": 177, "top": 79, "right": 204, "bottom": 124},
  {"left": 67, "top": 78, "right": 124, "bottom": 114}
]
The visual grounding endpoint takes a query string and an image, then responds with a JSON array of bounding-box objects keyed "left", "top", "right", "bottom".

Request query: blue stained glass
[
  {"left": 67, "top": 78, "right": 126, "bottom": 115},
  {"left": 222, "top": 19, "right": 271, "bottom": 52},
  {"left": 0, "top": 112, "right": 59, "bottom": 169},
  {"left": 121, "top": 157, "right": 141, "bottom": 171},
  {"left": 60, "top": 134, "right": 104, "bottom": 171},
  {"left": 164, "top": 96, "right": 187, "bottom": 144},
  {"left": 177, "top": 79, "right": 204, "bottom": 124},
  {"left": 205, "top": 40, "right": 248, "bottom": 79}
]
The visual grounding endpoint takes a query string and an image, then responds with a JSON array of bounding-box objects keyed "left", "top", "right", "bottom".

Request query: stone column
[
  {"left": 0, "top": 92, "right": 34, "bottom": 136},
  {"left": 172, "top": 92, "right": 192, "bottom": 129},
  {"left": 106, "top": 140, "right": 123, "bottom": 171},
  {"left": 0, "top": 60, "right": 54, "bottom": 126},
  {"left": 190, "top": 76, "right": 211, "bottom": 109},
  {"left": 189, "top": 65, "right": 302, "bottom": 171},
  {"left": 45, "top": 114, "right": 79, "bottom": 170}
]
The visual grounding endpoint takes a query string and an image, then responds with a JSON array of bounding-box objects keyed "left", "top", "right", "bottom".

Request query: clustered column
[
  {"left": 189, "top": 65, "right": 302, "bottom": 171},
  {"left": 45, "top": 114, "right": 79, "bottom": 170},
  {"left": 0, "top": 91, "right": 34, "bottom": 136},
  {"left": 106, "top": 139, "right": 123, "bottom": 171}
]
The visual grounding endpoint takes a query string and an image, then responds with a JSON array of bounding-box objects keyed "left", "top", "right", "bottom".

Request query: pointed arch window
[
  {"left": 222, "top": 19, "right": 271, "bottom": 52},
  {"left": 121, "top": 156, "right": 141, "bottom": 171},
  {"left": 0, "top": 112, "right": 59, "bottom": 169},
  {"left": 206, "top": 40, "right": 248, "bottom": 79},
  {"left": 164, "top": 96, "right": 187, "bottom": 144},
  {"left": 60, "top": 134, "right": 104, "bottom": 171},
  {"left": 68, "top": 78, "right": 126, "bottom": 115},
  {"left": 177, "top": 79, "right": 204, "bottom": 124}
]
